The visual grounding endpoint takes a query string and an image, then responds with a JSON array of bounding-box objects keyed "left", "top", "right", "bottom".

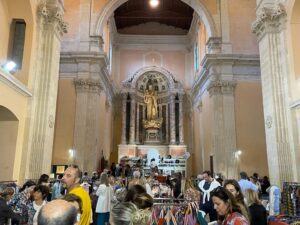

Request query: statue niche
[
  {"left": 143, "top": 84, "right": 163, "bottom": 143},
  {"left": 144, "top": 85, "right": 158, "bottom": 120}
]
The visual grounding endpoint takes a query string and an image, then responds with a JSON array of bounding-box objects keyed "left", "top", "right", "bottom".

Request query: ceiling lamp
[{"left": 149, "top": 0, "right": 159, "bottom": 8}]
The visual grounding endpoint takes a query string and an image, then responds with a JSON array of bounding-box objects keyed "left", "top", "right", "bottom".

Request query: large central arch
[{"left": 94, "top": 0, "right": 218, "bottom": 38}]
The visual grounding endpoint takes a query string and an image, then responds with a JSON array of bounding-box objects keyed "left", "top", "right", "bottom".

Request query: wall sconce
[
  {"left": 1, "top": 61, "right": 17, "bottom": 73},
  {"left": 69, "top": 148, "right": 75, "bottom": 158},
  {"left": 234, "top": 150, "right": 242, "bottom": 158}
]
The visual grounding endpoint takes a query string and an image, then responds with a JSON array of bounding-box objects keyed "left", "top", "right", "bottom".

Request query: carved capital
[
  {"left": 74, "top": 78, "right": 102, "bottom": 94},
  {"left": 207, "top": 37, "right": 222, "bottom": 54},
  {"left": 207, "top": 80, "right": 237, "bottom": 96},
  {"left": 252, "top": 4, "right": 287, "bottom": 40},
  {"left": 38, "top": 0, "right": 68, "bottom": 35}
]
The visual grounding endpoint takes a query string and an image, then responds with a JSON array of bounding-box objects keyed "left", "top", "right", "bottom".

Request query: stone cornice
[
  {"left": 114, "top": 34, "right": 191, "bottom": 51},
  {"left": 0, "top": 68, "right": 32, "bottom": 97},
  {"left": 252, "top": 4, "right": 287, "bottom": 41},
  {"left": 60, "top": 51, "right": 115, "bottom": 101},
  {"left": 38, "top": 0, "right": 68, "bottom": 36},
  {"left": 192, "top": 54, "right": 260, "bottom": 105}
]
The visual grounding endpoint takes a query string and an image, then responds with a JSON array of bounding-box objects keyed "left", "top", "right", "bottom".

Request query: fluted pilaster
[
  {"left": 24, "top": 0, "right": 67, "bottom": 180},
  {"left": 252, "top": 3, "right": 297, "bottom": 186},
  {"left": 73, "top": 78, "right": 102, "bottom": 171},
  {"left": 170, "top": 94, "right": 176, "bottom": 144},
  {"left": 121, "top": 93, "right": 127, "bottom": 144},
  {"left": 207, "top": 80, "right": 237, "bottom": 179},
  {"left": 129, "top": 95, "right": 136, "bottom": 144},
  {"left": 179, "top": 94, "right": 184, "bottom": 144}
]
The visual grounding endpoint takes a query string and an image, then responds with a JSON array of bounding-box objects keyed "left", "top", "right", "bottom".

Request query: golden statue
[{"left": 144, "top": 85, "right": 158, "bottom": 120}]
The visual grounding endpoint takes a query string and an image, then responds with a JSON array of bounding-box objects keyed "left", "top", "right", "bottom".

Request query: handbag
[{"left": 196, "top": 210, "right": 208, "bottom": 225}]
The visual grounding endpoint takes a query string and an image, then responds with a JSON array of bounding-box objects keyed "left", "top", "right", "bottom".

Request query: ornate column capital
[
  {"left": 252, "top": 4, "right": 287, "bottom": 40},
  {"left": 207, "top": 37, "right": 222, "bottom": 54},
  {"left": 38, "top": 0, "right": 68, "bottom": 36},
  {"left": 74, "top": 78, "right": 102, "bottom": 94},
  {"left": 207, "top": 80, "right": 237, "bottom": 96}
]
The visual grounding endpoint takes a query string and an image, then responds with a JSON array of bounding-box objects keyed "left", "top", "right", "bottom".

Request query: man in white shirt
[{"left": 198, "top": 170, "right": 220, "bottom": 222}]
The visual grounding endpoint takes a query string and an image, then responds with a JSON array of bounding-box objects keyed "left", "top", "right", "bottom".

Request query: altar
[{"left": 118, "top": 69, "right": 187, "bottom": 176}]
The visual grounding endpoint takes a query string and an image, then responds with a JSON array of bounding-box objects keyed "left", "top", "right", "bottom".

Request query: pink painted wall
[
  {"left": 119, "top": 49, "right": 187, "bottom": 86},
  {"left": 228, "top": 0, "right": 259, "bottom": 54}
]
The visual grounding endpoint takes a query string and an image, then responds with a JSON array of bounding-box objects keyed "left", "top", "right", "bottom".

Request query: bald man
[{"left": 38, "top": 199, "right": 78, "bottom": 225}]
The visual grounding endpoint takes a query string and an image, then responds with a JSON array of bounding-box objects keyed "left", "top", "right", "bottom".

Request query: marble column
[
  {"left": 121, "top": 93, "right": 127, "bottom": 144},
  {"left": 129, "top": 94, "right": 136, "bottom": 144},
  {"left": 73, "top": 78, "right": 102, "bottom": 172},
  {"left": 22, "top": 0, "right": 67, "bottom": 180},
  {"left": 252, "top": 3, "right": 297, "bottom": 185},
  {"left": 179, "top": 94, "right": 184, "bottom": 144},
  {"left": 170, "top": 94, "right": 176, "bottom": 145},
  {"left": 207, "top": 80, "right": 237, "bottom": 179},
  {"left": 136, "top": 103, "right": 140, "bottom": 144},
  {"left": 198, "top": 101, "right": 206, "bottom": 170},
  {"left": 166, "top": 104, "right": 169, "bottom": 143}
]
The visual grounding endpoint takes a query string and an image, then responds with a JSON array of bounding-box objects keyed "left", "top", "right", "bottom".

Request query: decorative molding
[
  {"left": 207, "top": 37, "right": 222, "bottom": 54},
  {"left": 0, "top": 68, "right": 32, "bottom": 97},
  {"left": 252, "top": 4, "right": 287, "bottom": 40},
  {"left": 38, "top": 0, "right": 68, "bottom": 35},
  {"left": 74, "top": 78, "right": 102, "bottom": 94},
  {"left": 60, "top": 51, "right": 115, "bottom": 100},
  {"left": 207, "top": 80, "right": 237, "bottom": 97},
  {"left": 192, "top": 54, "right": 260, "bottom": 106}
]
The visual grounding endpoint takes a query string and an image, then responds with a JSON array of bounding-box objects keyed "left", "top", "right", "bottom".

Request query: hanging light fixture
[{"left": 149, "top": 0, "right": 159, "bottom": 8}]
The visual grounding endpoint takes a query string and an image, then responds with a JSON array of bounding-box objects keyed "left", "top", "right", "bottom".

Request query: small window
[{"left": 8, "top": 19, "right": 26, "bottom": 70}]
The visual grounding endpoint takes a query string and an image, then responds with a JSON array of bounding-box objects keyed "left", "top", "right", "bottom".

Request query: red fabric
[{"left": 269, "top": 222, "right": 289, "bottom": 225}]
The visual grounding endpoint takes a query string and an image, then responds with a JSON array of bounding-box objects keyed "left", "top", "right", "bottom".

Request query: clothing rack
[
  {"left": 0, "top": 180, "right": 17, "bottom": 184},
  {"left": 153, "top": 202, "right": 190, "bottom": 206}
]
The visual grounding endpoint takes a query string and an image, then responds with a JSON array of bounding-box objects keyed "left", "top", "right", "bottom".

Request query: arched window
[{"left": 8, "top": 19, "right": 26, "bottom": 70}]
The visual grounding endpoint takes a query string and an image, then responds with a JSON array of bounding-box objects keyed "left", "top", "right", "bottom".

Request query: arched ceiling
[{"left": 114, "top": 0, "right": 194, "bottom": 35}]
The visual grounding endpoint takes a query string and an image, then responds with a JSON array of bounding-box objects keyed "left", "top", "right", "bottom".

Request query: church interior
[{"left": 0, "top": 0, "right": 299, "bottom": 188}]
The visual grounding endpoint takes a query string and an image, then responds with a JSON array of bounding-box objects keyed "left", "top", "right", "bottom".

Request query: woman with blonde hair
[
  {"left": 110, "top": 201, "right": 151, "bottom": 225},
  {"left": 244, "top": 189, "right": 267, "bottom": 225},
  {"left": 184, "top": 178, "right": 200, "bottom": 202}
]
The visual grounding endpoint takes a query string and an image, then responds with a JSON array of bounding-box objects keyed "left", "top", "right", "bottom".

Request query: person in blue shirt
[{"left": 238, "top": 172, "right": 258, "bottom": 192}]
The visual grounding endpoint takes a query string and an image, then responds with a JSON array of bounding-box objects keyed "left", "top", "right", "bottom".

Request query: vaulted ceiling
[{"left": 114, "top": 0, "right": 194, "bottom": 35}]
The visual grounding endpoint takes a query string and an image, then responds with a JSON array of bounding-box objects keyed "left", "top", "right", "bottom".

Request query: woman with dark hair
[
  {"left": 27, "top": 185, "right": 49, "bottom": 225},
  {"left": 124, "top": 185, "right": 153, "bottom": 209},
  {"left": 211, "top": 186, "right": 250, "bottom": 225},
  {"left": 124, "top": 184, "right": 147, "bottom": 202},
  {"left": 9, "top": 180, "right": 36, "bottom": 224},
  {"left": 224, "top": 179, "right": 247, "bottom": 207}
]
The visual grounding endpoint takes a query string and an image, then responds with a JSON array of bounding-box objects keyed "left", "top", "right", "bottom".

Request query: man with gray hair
[
  {"left": 128, "top": 170, "right": 144, "bottom": 188},
  {"left": 38, "top": 199, "right": 78, "bottom": 225}
]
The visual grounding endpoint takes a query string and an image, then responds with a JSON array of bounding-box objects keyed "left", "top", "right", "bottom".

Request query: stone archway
[
  {"left": 94, "top": 0, "right": 218, "bottom": 38},
  {"left": 0, "top": 106, "right": 19, "bottom": 181}
]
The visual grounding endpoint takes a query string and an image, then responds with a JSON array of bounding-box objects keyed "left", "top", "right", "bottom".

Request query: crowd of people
[{"left": 0, "top": 164, "right": 273, "bottom": 225}]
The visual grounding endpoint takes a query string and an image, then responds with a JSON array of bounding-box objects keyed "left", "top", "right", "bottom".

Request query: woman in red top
[{"left": 211, "top": 186, "right": 249, "bottom": 225}]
